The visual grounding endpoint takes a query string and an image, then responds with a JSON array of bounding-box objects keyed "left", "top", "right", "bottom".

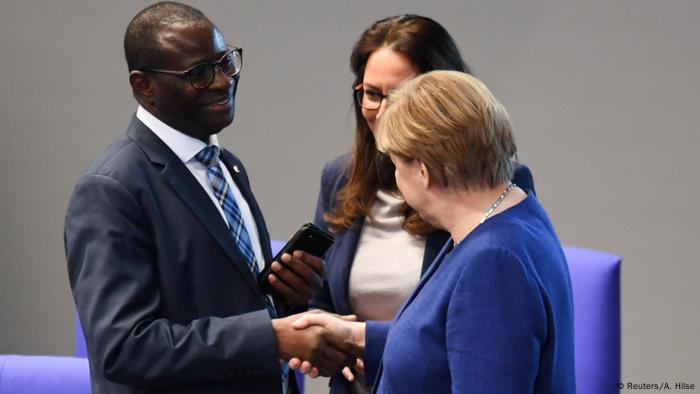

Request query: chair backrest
[
  {"left": 564, "top": 246, "right": 621, "bottom": 394},
  {"left": 74, "top": 312, "right": 87, "bottom": 358},
  {"left": 0, "top": 355, "right": 91, "bottom": 394},
  {"left": 270, "top": 239, "right": 286, "bottom": 257}
]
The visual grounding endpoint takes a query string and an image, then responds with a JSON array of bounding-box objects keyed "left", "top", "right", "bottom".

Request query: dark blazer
[
  {"left": 65, "top": 116, "right": 291, "bottom": 394},
  {"left": 309, "top": 155, "right": 536, "bottom": 393},
  {"left": 364, "top": 193, "right": 576, "bottom": 393}
]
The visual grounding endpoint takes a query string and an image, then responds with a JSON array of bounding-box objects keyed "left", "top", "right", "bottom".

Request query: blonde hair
[{"left": 376, "top": 70, "right": 516, "bottom": 190}]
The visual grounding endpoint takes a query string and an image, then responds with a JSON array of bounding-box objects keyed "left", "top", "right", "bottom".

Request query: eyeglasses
[
  {"left": 144, "top": 46, "right": 243, "bottom": 89},
  {"left": 354, "top": 84, "right": 389, "bottom": 110}
]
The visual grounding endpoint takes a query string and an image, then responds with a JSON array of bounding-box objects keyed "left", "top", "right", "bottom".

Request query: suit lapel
[
  {"left": 126, "top": 117, "right": 262, "bottom": 296},
  {"left": 331, "top": 218, "right": 363, "bottom": 314},
  {"left": 371, "top": 238, "right": 454, "bottom": 393},
  {"left": 393, "top": 238, "right": 452, "bottom": 322},
  {"left": 219, "top": 151, "right": 272, "bottom": 263},
  {"left": 422, "top": 230, "right": 451, "bottom": 275},
  {"left": 219, "top": 151, "right": 288, "bottom": 312}
]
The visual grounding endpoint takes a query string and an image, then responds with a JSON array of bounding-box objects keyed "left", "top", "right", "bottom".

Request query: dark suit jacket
[
  {"left": 309, "top": 155, "right": 536, "bottom": 393},
  {"left": 65, "top": 116, "right": 290, "bottom": 394}
]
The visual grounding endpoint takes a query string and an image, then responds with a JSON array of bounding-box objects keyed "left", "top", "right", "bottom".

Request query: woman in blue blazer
[
  {"left": 309, "top": 15, "right": 534, "bottom": 393},
  {"left": 297, "top": 71, "right": 575, "bottom": 393}
]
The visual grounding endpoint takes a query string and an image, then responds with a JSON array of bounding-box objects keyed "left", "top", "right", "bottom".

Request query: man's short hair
[{"left": 124, "top": 1, "right": 207, "bottom": 71}]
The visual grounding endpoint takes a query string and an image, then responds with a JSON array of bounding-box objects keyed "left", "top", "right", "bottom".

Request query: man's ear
[{"left": 129, "top": 70, "right": 155, "bottom": 106}]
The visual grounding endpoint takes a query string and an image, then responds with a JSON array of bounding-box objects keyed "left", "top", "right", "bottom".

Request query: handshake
[{"left": 272, "top": 310, "right": 366, "bottom": 380}]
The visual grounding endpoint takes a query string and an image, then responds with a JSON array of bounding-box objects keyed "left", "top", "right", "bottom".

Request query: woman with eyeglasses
[{"left": 308, "top": 15, "right": 536, "bottom": 393}]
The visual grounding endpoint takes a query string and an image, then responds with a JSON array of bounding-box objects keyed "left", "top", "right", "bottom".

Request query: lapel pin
[{"left": 233, "top": 165, "right": 240, "bottom": 174}]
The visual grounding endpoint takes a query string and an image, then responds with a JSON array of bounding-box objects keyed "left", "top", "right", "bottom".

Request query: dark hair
[
  {"left": 124, "top": 2, "right": 207, "bottom": 71},
  {"left": 325, "top": 15, "right": 470, "bottom": 235}
]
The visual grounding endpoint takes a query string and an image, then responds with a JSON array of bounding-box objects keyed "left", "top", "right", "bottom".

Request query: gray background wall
[{"left": 1, "top": 0, "right": 698, "bottom": 391}]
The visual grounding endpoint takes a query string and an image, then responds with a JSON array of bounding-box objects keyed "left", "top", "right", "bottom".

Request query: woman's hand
[{"left": 287, "top": 312, "right": 365, "bottom": 381}]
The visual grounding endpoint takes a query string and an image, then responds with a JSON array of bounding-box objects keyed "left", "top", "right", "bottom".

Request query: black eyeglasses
[
  {"left": 144, "top": 46, "right": 242, "bottom": 89},
  {"left": 354, "top": 84, "right": 389, "bottom": 110}
]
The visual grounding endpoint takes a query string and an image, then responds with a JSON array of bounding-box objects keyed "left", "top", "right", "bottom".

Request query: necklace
[
  {"left": 454, "top": 182, "right": 516, "bottom": 246},
  {"left": 385, "top": 189, "right": 403, "bottom": 199},
  {"left": 480, "top": 182, "right": 516, "bottom": 224}
]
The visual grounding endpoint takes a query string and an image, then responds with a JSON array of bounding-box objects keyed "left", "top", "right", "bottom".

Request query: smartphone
[{"left": 258, "top": 222, "right": 335, "bottom": 297}]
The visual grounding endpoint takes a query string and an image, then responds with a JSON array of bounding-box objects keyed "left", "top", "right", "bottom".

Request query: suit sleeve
[
  {"left": 363, "top": 320, "right": 392, "bottom": 386},
  {"left": 308, "top": 161, "right": 336, "bottom": 312},
  {"left": 65, "top": 174, "right": 279, "bottom": 388},
  {"left": 446, "top": 248, "right": 546, "bottom": 393}
]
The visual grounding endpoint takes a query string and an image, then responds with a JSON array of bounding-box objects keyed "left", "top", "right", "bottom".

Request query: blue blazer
[
  {"left": 364, "top": 193, "right": 576, "bottom": 393},
  {"left": 65, "top": 116, "right": 293, "bottom": 394},
  {"left": 309, "top": 155, "right": 536, "bottom": 393}
]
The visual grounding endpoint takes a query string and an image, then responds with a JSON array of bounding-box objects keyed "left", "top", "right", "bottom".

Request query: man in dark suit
[{"left": 64, "top": 2, "right": 352, "bottom": 393}]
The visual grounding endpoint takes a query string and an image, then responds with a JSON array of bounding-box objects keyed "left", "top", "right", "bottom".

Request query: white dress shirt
[{"left": 136, "top": 106, "right": 265, "bottom": 272}]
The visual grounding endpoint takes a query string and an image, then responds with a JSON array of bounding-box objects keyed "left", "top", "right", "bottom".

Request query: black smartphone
[{"left": 258, "top": 222, "right": 335, "bottom": 297}]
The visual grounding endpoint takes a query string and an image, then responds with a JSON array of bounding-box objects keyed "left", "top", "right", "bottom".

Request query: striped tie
[
  {"left": 195, "top": 146, "right": 287, "bottom": 390},
  {"left": 195, "top": 145, "right": 259, "bottom": 276}
]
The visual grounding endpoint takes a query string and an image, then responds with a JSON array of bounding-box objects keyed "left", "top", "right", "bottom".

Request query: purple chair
[
  {"left": 0, "top": 355, "right": 91, "bottom": 394},
  {"left": 564, "top": 246, "right": 621, "bottom": 394},
  {"left": 75, "top": 312, "right": 87, "bottom": 358}
]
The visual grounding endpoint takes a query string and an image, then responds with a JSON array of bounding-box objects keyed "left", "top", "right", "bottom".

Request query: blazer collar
[
  {"left": 126, "top": 116, "right": 264, "bottom": 296},
  {"left": 219, "top": 150, "right": 273, "bottom": 265},
  {"left": 394, "top": 238, "right": 452, "bottom": 322},
  {"left": 331, "top": 217, "right": 364, "bottom": 314},
  {"left": 423, "top": 231, "right": 451, "bottom": 274}
]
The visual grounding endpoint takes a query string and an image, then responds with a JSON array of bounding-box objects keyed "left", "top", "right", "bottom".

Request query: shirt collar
[{"left": 136, "top": 105, "right": 221, "bottom": 164}]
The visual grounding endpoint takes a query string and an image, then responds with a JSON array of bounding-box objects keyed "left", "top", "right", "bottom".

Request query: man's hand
[
  {"left": 272, "top": 312, "right": 355, "bottom": 377},
  {"left": 286, "top": 313, "right": 366, "bottom": 380},
  {"left": 268, "top": 250, "right": 325, "bottom": 305}
]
